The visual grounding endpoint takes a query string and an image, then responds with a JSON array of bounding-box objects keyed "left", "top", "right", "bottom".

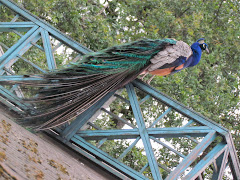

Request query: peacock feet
[
  {"left": 139, "top": 72, "right": 148, "bottom": 80},
  {"left": 139, "top": 72, "right": 155, "bottom": 85},
  {"left": 146, "top": 75, "right": 155, "bottom": 85}
]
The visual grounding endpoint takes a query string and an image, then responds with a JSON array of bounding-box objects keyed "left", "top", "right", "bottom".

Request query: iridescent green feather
[
  {"left": 54, "top": 38, "right": 176, "bottom": 76},
  {"left": 20, "top": 38, "right": 177, "bottom": 129}
]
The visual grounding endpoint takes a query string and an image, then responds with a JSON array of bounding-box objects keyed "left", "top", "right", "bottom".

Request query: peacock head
[
  {"left": 188, "top": 38, "right": 209, "bottom": 67},
  {"left": 196, "top": 38, "right": 209, "bottom": 53}
]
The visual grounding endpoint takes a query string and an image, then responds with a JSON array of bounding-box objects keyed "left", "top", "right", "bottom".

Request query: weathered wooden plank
[{"left": 0, "top": 109, "right": 117, "bottom": 180}]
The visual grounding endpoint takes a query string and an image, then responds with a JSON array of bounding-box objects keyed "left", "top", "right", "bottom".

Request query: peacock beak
[{"left": 205, "top": 47, "right": 209, "bottom": 53}]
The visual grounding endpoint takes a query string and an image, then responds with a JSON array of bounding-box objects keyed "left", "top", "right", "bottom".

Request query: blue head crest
[
  {"left": 197, "top": 38, "right": 209, "bottom": 53},
  {"left": 197, "top": 38, "right": 205, "bottom": 42}
]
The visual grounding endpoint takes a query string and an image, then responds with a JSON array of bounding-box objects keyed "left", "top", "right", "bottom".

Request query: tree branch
[
  {"left": 177, "top": 7, "right": 191, "bottom": 18},
  {"left": 97, "top": 4, "right": 109, "bottom": 16},
  {"left": 210, "top": 0, "right": 224, "bottom": 24}
]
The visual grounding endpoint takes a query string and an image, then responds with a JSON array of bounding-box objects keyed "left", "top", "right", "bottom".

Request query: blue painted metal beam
[
  {"left": 76, "top": 126, "right": 211, "bottom": 140},
  {"left": 61, "top": 91, "right": 116, "bottom": 141},
  {"left": 132, "top": 79, "right": 229, "bottom": 135},
  {"left": 166, "top": 131, "right": 217, "bottom": 179},
  {"left": 0, "top": 26, "right": 42, "bottom": 74},
  {"left": 117, "top": 136, "right": 141, "bottom": 160},
  {"left": 40, "top": 28, "right": 56, "bottom": 70},
  {"left": 0, "top": 85, "right": 32, "bottom": 111},
  {"left": 0, "top": 95, "right": 24, "bottom": 113},
  {"left": 0, "top": 22, "right": 35, "bottom": 32},
  {"left": 114, "top": 94, "right": 130, "bottom": 104},
  {"left": 0, "top": 42, "right": 46, "bottom": 73},
  {"left": 183, "top": 119, "right": 194, "bottom": 127},
  {"left": 140, "top": 163, "right": 149, "bottom": 174},
  {"left": 0, "top": 25, "right": 38, "bottom": 65},
  {"left": 149, "top": 107, "right": 172, "bottom": 128},
  {"left": 0, "top": 0, "right": 92, "bottom": 55},
  {"left": 126, "top": 83, "right": 162, "bottom": 180},
  {"left": 52, "top": 42, "right": 63, "bottom": 52},
  {"left": 96, "top": 137, "right": 108, "bottom": 148},
  {"left": 10, "top": 14, "right": 20, "bottom": 22},
  {"left": 139, "top": 94, "right": 150, "bottom": 105},
  {"left": 16, "top": 55, "right": 46, "bottom": 73},
  {"left": 3, "top": 29, "right": 45, "bottom": 52},
  {"left": 212, "top": 147, "right": 229, "bottom": 180},
  {"left": 150, "top": 136, "right": 186, "bottom": 158},
  {"left": 0, "top": 75, "right": 45, "bottom": 82},
  {"left": 183, "top": 143, "right": 228, "bottom": 180},
  {"left": 224, "top": 133, "right": 240, "bottom": 179},
  {"left": 72, "top": 135, "right": 148, "bottom": 179},
  {"left": 101, "top": 107, "right": 136, "bottom": 128},
  {"left": 47, "top": 130, "right": 146, "bottom": 180},
  {"left": 158, "top": 163, "right": 171, "bottom": 174}
]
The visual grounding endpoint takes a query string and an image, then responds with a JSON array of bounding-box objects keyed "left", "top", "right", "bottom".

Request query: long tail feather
[{"left": 5, "top": 39, "right": 176, "bottom": 130}]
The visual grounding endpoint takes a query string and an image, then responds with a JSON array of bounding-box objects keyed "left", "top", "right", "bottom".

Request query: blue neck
[{"left": 188, "top": 42, "right": 202, "bottom": 67}]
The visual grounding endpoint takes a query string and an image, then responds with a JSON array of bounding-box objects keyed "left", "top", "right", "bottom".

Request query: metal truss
[{"left": 0, "top": 0, "right": 239, "bottom": 179}]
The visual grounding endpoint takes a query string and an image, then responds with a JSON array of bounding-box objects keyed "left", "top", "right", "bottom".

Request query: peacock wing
[{"left": 147, "top": 41, "right": 192, "bottom": 72}]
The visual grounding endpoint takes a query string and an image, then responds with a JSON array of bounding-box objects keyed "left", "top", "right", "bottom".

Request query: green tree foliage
[{"left": 2, "top": 0, "right": 240, "bottom": 177}]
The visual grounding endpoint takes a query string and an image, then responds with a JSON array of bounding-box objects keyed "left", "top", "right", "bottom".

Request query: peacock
[{"left": 4, "top": 38, "right": 209, "bottom": 130}]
